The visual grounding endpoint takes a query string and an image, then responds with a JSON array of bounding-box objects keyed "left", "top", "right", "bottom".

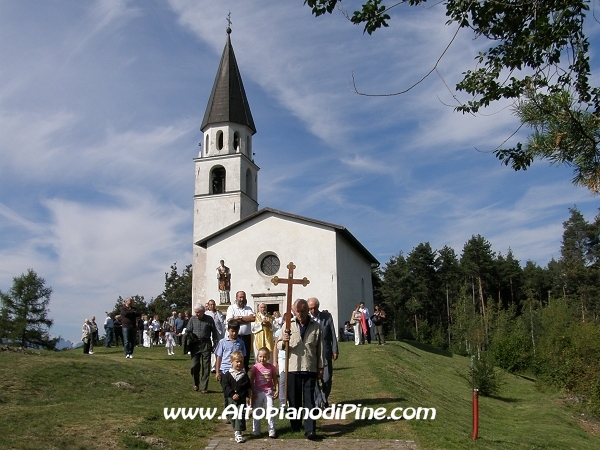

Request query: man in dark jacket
[
  {"left": 120, "top": 297, "right": 138, "bottom": 359},
  {"left": 308, "top": 297, "right": 338, "bottom": 407},
  {"left": 186, "top": 304, "right": 218, "bottom": 392}
]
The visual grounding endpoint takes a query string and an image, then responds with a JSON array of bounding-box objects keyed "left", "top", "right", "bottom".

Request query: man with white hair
[{"left": 186, "top": 304, "right": 218, "bottom": 393}]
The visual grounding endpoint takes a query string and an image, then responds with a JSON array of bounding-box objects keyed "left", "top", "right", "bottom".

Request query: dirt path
[
  {"left": 206, "top": 419, "right": 418, "bottom": 449},
  {"left": 205, "top": 437, "right": 419, "bottom": 449}
]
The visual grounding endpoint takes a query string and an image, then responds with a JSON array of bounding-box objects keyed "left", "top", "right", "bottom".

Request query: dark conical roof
[{"left": 200, "top": 33, "right": 256, "bottom": 134}]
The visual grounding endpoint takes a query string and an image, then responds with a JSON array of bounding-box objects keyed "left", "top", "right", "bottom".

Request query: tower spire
[{"left": 200, "top": 16, "right": 255, "bottom": 134}]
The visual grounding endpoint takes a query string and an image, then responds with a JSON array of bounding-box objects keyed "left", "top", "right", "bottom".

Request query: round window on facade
[{"left": 260, "top": 254, "right": 280, "bottom": 276}]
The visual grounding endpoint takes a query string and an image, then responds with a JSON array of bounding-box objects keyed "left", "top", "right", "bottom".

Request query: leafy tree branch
[{"left": 304, "top": 0, "right": 600, "bottom": 193}]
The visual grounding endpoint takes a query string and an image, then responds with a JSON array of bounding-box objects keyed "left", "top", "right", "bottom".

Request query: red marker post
[{"left": 472, "top": 388, "right": 479, "bottom": 440}]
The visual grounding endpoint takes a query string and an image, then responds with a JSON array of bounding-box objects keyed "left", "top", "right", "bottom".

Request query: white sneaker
[
  {"left": 89, "top": 352, "right": 94, "bottom": 355},
  {"left": 269, "top": 430, "right": 277, "bottom": 439},
  {"left": 125, "top": 354, "right": 129, "bottom": 358},
  {"left": 234, "top": 432, "right": 246, "bottom": 443},
  {"left": 129, "top": 354, "right": 133, "bottom": 358}
]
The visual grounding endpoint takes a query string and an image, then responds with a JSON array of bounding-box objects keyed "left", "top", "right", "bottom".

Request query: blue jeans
[
  {"left": 122, "top": 327, "right": 136, "bottom": 356},
  {"left": 105, "top": 327, "right": 114, "bottom": 347}
]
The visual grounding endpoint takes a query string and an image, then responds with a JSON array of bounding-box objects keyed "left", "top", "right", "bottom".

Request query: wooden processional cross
[{"left": 271, "top": 262, "right": 310, "bottom": 405}]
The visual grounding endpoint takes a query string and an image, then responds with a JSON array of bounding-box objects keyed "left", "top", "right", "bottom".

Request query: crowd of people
[
  {"left": 99, "top": 308, "right": 191, "bottom": 355},
  {"left": 82, "top": 293, "right": 386, "bottom": 443}
]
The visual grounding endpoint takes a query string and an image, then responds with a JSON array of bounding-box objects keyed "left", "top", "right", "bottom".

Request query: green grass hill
[{"left": 1, "top": 340, "right": 599, "bottom": 449}]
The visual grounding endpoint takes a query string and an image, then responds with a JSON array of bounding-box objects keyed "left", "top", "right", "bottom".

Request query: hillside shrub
[{"left": 460, "top": 352, "right": 504, "bottom": 397}]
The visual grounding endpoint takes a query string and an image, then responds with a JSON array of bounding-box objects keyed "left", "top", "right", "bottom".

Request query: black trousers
[
  {"left": 322, "top": 355, "right": 333, "bottom": 403},
  {"left": 287, "top": 372, "right": 317, "bottom": 434},
  {"left": 239, "top": 334, "right": 251, "bottom": 372},
  {"left": 190, "top": 340, "right": 212, "bottom": 390}
]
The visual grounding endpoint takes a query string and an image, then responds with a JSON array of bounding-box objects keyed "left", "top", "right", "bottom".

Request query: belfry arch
[{"left": 211, "top": 166, "right": 226, "bottom": 194}]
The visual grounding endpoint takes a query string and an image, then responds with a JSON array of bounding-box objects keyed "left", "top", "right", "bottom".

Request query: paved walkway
[{"left": 205, "top": 437, "right": 419, "bottom": 449}]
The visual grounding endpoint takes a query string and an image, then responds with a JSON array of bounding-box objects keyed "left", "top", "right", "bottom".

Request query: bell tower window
[
  {"left": 211, "top": 166, "right": 226, "bottom": 194},
  {"left": 217, "top": 131, "right": 224, "bottom": 151},
  {"left": 234, "top": 132, "right": 240, "bottom": 152}
]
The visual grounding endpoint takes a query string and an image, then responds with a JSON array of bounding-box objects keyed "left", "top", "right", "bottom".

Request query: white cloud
[{"left": 45, "top": 191, "right": 189, "bottom": 288}]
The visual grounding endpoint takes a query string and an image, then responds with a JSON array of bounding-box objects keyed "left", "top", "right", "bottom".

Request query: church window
[
  {"left": 211, "top": 166, "right": 226, "bottom": 194},
  {"left": 217, "top": 130, "right": 224, "bottom": 151},
  {"left": 205, "top": 135, "right": 209, "bottom": 155},
  {"left": 260, "top": 255, "right": 280, "bottom": 276},
  {"left": 246, "top": 136, "right": 251, "bottom": 158},
  {"left": 234, "top": 132, "right": 240, "bottom": 152}
]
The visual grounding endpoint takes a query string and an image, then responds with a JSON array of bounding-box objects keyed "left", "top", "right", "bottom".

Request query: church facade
[{"left": 192, "top": 30, "right": 378, "bottom": 336}]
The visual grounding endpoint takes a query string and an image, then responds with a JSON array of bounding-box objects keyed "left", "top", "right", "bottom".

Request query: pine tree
[
  {"left": 0, "top": 269, "right": 57, "bottom": 349},
  {"left": 461, "top": 235, "right": 496, "bottom": 340},
  {"left": 560, "top": 207, "right": 595, "bottom": 321},
  {"left": 380, "top": 252, "right": 409, "bottom": 340},
  {"left": 146, "top": 263, "right": 193, "bottom": 319}
]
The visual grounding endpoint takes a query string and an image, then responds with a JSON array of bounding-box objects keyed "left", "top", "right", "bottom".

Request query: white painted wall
[
  {"left": 335, "top": 233, "right": 375, "bottom": 337},
  {"left": 198, "top": 213, "right": 339, "bottom": 315}
]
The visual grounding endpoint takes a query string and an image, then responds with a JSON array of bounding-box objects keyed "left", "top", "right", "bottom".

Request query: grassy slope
[{"left": 0, "top": 341, "right": 598, "bottom": 449}]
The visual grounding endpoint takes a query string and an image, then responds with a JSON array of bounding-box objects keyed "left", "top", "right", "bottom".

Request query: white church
[{"left": 191, "top": 29, "right": 378, "bottom": 336}]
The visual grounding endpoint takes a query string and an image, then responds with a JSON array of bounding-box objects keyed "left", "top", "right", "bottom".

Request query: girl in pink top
[{"left": 249, "top": 347, "right": 279, "bottom": 438}]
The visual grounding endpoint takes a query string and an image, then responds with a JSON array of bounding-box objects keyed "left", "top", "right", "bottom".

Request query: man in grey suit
[{"left": 308, "top": 297, "right": 339, "bottom": 406}]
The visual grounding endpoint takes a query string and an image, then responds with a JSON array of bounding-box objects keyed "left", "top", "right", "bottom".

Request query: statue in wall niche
[{"left": 216, "top": 260, "right": 231, "bottom": 304}]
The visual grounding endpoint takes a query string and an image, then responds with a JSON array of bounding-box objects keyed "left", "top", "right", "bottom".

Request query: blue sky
[{"left": 1, "top": 0, "right": 598, "bottom": 343}]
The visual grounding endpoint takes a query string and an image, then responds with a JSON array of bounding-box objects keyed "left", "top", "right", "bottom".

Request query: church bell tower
[{"left": 192, "top": 27, "right": 259, "bottom": 303}]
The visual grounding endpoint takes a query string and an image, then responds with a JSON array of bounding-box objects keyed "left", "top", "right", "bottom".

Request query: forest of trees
[
  {"left": 111, "top": 262, "right": 192, "bottom": 321},
  {"left": 375, "top": 206, "right": 600, "bottom": 411}
]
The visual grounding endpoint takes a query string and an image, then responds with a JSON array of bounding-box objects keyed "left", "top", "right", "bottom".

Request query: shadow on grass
[
  {"left": 487, "top": 395, "right": 521, "bottom": 403},
  {"left": 515, "top": 374, "right": 536, "bottom": 382},
  {"left": 402, "top": 340, "right": 452, "bottom": 358},
  {"left": 338, "top": 397, "right": 407, "bottom": 406}
]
